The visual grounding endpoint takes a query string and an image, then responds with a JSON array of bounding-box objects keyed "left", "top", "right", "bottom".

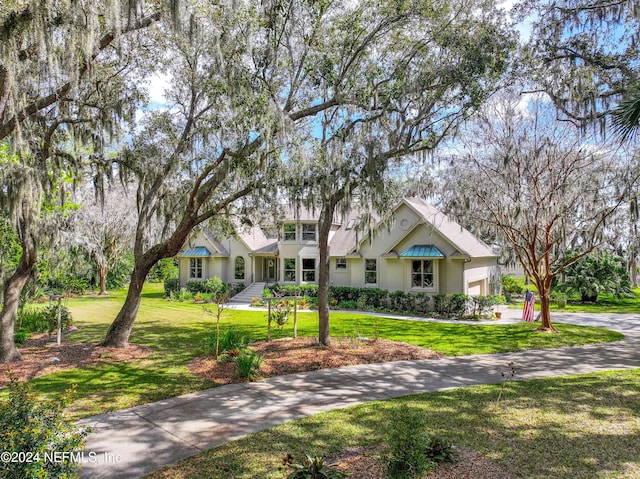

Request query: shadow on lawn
[{"left": 168, "top": 371, "right": 640, "bottom": 479}]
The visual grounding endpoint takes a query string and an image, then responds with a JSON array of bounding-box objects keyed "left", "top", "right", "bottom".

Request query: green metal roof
[
  {"left": 399, "top": 244, "right": 445, "bottom": 258},
  {"left": 179, "top": 246, "right": 212, "bottom": 257}
]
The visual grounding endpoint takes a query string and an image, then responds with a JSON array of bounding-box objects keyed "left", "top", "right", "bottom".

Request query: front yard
[
  {"left": 146, "top": 369, "right": 640, "bottom": 479},
  {"left": 0, "top": 283, "right": 624, "bottom": 418}
]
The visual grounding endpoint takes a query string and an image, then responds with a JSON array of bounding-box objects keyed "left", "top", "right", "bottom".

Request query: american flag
[{"left": 522, "top": 290, "right": 535, "bottom": 322}]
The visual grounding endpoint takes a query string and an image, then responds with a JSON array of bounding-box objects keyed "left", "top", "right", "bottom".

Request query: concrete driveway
[{"left": 78, "top": 311, "right": 640, "bottom": 478}]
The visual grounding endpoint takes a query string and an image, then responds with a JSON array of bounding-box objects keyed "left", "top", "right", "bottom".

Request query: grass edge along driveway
[{"left": 145, "top": 368, "right": 640, "bottom": 479}]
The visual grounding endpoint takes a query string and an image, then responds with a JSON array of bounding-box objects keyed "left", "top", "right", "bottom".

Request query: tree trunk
[
  {"left": 536, "top": 279, "right": 556, "bottom": 332},
  {"left": 99, "top": 263, "right": 149, "bottom": 347},
  {"left": 100, "top": 220, "right": 195, "bottom": 348},
  {"left": 0, "top": 234, "right": 37, "bottom": 363},
  {"left": 98, "top": 263, "right": 108, "bottom": 295},
  {"left": 317, "top": 198, "right": 341, "bottom": 346}
]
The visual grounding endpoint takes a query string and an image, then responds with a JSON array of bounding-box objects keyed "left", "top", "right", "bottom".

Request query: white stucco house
[{"left": 177, "top": 197, "right": 498, "bottom": 296}]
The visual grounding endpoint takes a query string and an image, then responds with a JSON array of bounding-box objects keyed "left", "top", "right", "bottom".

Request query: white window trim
[
  {"left": 283, "top": 223, "right": 297, "bottom": 242},
  {"left": 283, "top": 258, "right": 296, "bottom": 283},
  {"left": 364, "top": 258, "right": 377, "bottom": 285},
  {"left": 410, "top": 259, "right": 438, "bottom": 292},
  {"left": 189, "top": 258, "right": 203, "bottom": 280},
  {"left": 335, "top": 258, "right": 348, "bottom": 271},
  {"left": 301, "top": 223, "right": 317, "bottom": 242},
  {"left": 301, "top": 257, "right": 317, "bottom": 283}
]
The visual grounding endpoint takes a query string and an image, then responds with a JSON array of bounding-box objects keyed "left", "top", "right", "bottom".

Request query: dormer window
[
  {"left": 284, "top": 223, "right": 296, "bottom": 241},
  {"left": 302, "top": 223, "right": 316, "bottom": 241}
]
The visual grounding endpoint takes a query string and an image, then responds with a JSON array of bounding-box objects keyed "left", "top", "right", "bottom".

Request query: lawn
[
  {"left": 145, "top": 369, "right": 640, "bottom": 479},
  {"left": 4, "top": 283, "right": 624, "bottom": 418},
  {"left": 510, "top": 288, "right": 640, "bottom": 314}
]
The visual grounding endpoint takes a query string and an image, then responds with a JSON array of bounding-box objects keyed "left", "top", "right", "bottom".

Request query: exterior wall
[
  {"left": 463, "top": 257, "right": 496, "bottom": 295},
  {"left": 216, "top": 236, "right": 251, "bottom": 285},
  {"left": 177, "top": 232, "right": 251, "bottom": 287},
  {"left": 439, "top": 258, "right": 464, "bottom": 294},
  {"left": 355, "top": 204, "right": 469, "bottom": 293},
  {"left": 330, "top": 258, "right": 351, "bottom": 286},
  {"left": 279, "top": 221, "right": 320, "bottom": 285},
  {"left": 175, "top": 203, "right": 497, "bottom": 295}
]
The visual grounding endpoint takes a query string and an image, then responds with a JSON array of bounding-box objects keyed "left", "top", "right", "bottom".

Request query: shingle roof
[
  {"left": 237, "top": 226, "right": 275, "bottom": 252},
  {"left": 403, "top": 198, "right": 496, "bottom": 258},
  {"left": 202, "top": 231, "right": 229, "bottom": 256}
]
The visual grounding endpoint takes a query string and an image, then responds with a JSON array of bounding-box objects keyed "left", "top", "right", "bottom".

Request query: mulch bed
[
  {"left": 188, "top": 336, "right": 444, "bottom": 384},
  {"left": 322, "top": 445, "right": 519, "bottom": 479}
]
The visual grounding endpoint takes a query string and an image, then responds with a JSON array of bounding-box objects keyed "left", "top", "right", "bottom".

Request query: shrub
[
  {"left": 219, "top": 328, "right": 251, "bottom": 353},
  {"left": 285, "top": 454, "right": 348, "bottom": 479},
  {"left": 16, "top": 307, "right": 49, "bottom": 333},
  {"left": 170, "top": 288, "right": 193, "bottom": 302},
  {"left": 269, "top": 284, "right": 318, "bottom": 298},
  {"left": 186, "top": 280, "right": 209, "bottom": 294},
  {"left": 337, "top": 300, "right": 357, "bottom": 309},
  {"left": 432, "top": 294, "right": 469, "bottom": 318},
  {"left": 501, "top": 275, "right": 525, "bottom": 296},
  {"left": 227, "top": 282, "right": 246, "bottom": 298},
  {"left": 385, "top": 406, "right": 434, "bottom": 479},
  {"left": 412, "top": 292, "right": 430, "bottom": 313},
  {"left": 205, "top": 277, "right": 228, "bottom": 301},
  {"left": 42, "top": 305, "right": 73, "bottom": 336},
  {"left": 236, "top": 349, "right": 264, "bottom": 381},
  {"left": 0, "top": 378, "right": 89, "bottom": 479},
  {"left": 424, "top": 436, "right": 457, "bottom": 464},
  {"left": 559, "top": 252, "right": 634, "bottom": 302},
  {"left": 468, "top": 295, "right": 494, "bottom": 318},
  {"left": 13, "top": 329, "right": 29, "bottom": 345},
  {"left": 164, "top": 278, "right": 180, "bottom": 297}
]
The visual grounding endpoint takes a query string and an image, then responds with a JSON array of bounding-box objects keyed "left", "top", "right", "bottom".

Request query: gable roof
[
  {"left": 403, "top": 198, "right": 496, "bottom": 258},
  {"left": 195, "top": 198, "right": 494, "bottom": 260},
  {"left": 236, "top": 225, "right": 275, "bottom": 252}
]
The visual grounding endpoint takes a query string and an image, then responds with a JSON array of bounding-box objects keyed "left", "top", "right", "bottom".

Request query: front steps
[{"left": 229, "top": 282, "right": 266, "bottom": 304}]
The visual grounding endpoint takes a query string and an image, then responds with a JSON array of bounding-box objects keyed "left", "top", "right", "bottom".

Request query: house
[{"left": 177, "top": 198, "right": 498, "bottom": 296}]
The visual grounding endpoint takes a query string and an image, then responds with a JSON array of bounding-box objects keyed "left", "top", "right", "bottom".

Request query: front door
[{"left": 265, "top": 258, "right": 277, "bottom": 283}]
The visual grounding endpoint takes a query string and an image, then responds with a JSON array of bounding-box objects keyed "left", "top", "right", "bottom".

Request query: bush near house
[
  {"left": 264, "top": 284, "right": 498, "bottom": 318},
  {"left": 164, "top": 278, "right": 180, "bottom": 296},
  {"left": 165, "top": 278, "right": 245, "bottom": 300}
]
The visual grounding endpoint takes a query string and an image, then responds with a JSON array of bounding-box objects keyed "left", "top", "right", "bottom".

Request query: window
[
  {"left": 335, "top": 258, "right": 347, "bottom": 270},
  {"left": 302, "top": 258, "right": 316, "bottom": 282},
  {"left": 189, "top": 258, "right": 203, "bottom": 279},
  {"left": 365, "top": 259, "right": 377, "bottom": 284},
  {"left": 284, "top": 223, "right": 297, "bottom": 241},
  {"left": 284, "top": 258, "right": 296, "bottom": 282},
  {"left": 412, "top": 260, "right": 434, "bottom": 288},
  {"left": 234, "top": 256, "right": 245, "bottom": 280},
  {"left": 302, "top": 223, "right": 316, "bottom": 241}
]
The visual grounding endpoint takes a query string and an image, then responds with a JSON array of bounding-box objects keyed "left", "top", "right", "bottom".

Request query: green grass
[
  {"left": 1, "top": 284, "right": 623, "bottom": 418},
  {"left": 145, "top": 369, "right": 640, "bottom": 479},
  {"left": 509, "top": 288, "right": 640, "bottom": 314}
]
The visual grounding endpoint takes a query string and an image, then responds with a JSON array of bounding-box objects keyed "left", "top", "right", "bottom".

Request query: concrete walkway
[{"left": 78, "top": 311, "right": 640, "bottom": 479}]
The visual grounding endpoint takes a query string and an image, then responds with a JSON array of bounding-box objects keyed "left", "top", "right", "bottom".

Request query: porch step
[{"left": 229, "top": 282, "right": 266, "bottom": 304}]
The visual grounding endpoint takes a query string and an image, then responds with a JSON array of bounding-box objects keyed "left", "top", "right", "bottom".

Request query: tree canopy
[{"left": 437, "top": 92, "right": 638, "bottom": 330}]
